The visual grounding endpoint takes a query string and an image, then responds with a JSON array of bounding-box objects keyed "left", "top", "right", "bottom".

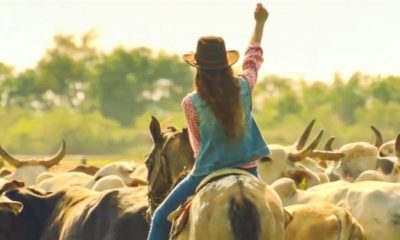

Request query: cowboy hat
[{"left": 183, "top": 36, "right": 239, "bottom": 70}]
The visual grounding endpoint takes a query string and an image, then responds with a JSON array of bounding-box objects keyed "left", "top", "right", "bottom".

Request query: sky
[{"left": 0, "top": 0, "right": 399, "bottom": 82}]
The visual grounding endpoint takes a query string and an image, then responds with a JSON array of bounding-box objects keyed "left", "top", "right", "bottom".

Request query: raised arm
[
  {"left": 240, "top": 3, "right": 269, "bottom": 91},
  {"left": 249, "top": 3, "right": 268, "bottom": 44}
]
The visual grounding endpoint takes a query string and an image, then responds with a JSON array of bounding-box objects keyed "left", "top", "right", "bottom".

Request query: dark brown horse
[{"left": 145, "top": 116, "right": 195, "bottom": 215}]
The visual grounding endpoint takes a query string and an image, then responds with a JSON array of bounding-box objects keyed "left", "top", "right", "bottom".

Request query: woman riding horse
[{"left": 147, "top": 3, "right": 270, "bottom": 239}]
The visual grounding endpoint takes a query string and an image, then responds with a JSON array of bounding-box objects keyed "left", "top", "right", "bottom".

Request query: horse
[
  {"left": 145, "top": 116, "right": 195, "bottom": 215},
  {"left": 145, "top": 116, "right": 287, "bottom": 240}
]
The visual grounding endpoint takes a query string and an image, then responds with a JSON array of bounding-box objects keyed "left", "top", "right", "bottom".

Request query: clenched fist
[{"left": 254, "top": 3, "right": 268, "bottom": 23}]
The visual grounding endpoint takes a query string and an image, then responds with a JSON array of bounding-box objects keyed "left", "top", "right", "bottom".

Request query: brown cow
[
  {"left": 0, "top": 186, "right": 149, "bottom": 240},
  {"left": 284, "top": 202, "right": 366, "bottom": 240}
]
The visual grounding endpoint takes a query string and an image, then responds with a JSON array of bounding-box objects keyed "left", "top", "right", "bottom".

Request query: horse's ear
[
  {"left": 182, "top": 128, "right": 189, "bottom": 140},
  {"left": 150, "top": 116, "right": 162, "bottom": 143}
]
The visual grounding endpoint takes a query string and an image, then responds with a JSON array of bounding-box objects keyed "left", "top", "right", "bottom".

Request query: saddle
[{"left": 168, "top": 168, "right": 259, "bottom": 238}]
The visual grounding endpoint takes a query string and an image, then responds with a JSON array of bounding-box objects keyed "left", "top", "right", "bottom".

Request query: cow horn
[
  {"left": 395, "top": 134, "right": 400, "bottom": 158},
  {"left": 324, "top": 136, "right": 335, "bottom": 151},
  {"left": 0, "top": 144, "right": 23, "bottom": 167},
  {"left": 40, "top": 140, "right": 66, "bottom": 168},
  {"left": 289, "top": 129, "right": 323, "bottom": 162},
  {"left": 309, "top": 150, "right": 345, "bottom": 161},
  {"left": 295, "top": 119, "right": 316, "bottom": 150},
  {"left": 370, "top": 125, "right": 383, "bottom": 148}
]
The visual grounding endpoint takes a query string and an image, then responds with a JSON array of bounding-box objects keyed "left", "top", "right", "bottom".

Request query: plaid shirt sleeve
[
  {"left": 239, "top": 43, "right": 264, "bottom": 91},
  {"left": 182, "top": 94, "right": 201, "bottom": 158}
]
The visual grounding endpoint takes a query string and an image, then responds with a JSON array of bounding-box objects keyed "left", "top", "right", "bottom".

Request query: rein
[{"left": 147, "top": 129, "right": 181, "bottom": 213}]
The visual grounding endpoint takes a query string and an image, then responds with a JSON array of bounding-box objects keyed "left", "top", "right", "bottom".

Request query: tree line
[
  {"left": 0, "top": 31, "right": 399, "bottom": 157},
  {"left": 0, "top": 30, "right": 192, "bottom": 126}
]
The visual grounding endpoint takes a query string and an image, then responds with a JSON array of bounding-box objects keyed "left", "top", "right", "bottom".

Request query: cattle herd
[{"left": 0, "top": 117, "right": 399, "bottom": 240}]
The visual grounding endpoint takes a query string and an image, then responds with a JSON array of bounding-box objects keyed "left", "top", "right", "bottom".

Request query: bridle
[{"left": 146, "top": 128, "right": 181, "bottom": 215}]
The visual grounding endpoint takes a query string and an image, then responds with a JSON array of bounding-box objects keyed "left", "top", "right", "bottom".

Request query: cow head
[
  {"left": 258, "top": 120, "right": 329, "bottom": 185},
  {"left": 145, "top": 116, "right": 194, "bottom": 214},
  {"left": 373, "top": 134, "right": 400, "bottom": 181},
  {"left": 0, "top": 140, "right": 66, "bottom": 186},
  {"left": 320, "top": 127, "right": 400, "bottom": 182},
  {"left": 379, "top": 138, "right": 398, "bottom": 157},
  {"left": 375, "top": 125, "right": 398, "bottom": 158},
  {"left": 85, "top": 161, "right": 135, "bottom": 189}
]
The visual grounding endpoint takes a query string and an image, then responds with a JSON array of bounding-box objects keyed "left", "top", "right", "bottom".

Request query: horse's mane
[{"left": 228, "top": 178, "right": 261, "bottom": 240}]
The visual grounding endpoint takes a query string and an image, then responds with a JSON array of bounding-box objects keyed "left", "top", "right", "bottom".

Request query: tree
[
  {"left": 35, "top": 30, "right": 100, "bottom": 109},
  {"left": 370, "top": 76, "right": 400, "bottom": 104},
  {"left": 4, "top": 69, "right": 38, "bottom": 108},
  {"left": 254, "top": 75, "right": 302, "bottom": 120},
  {"left": 331, "top": 73, "right": 366, "bottom": 124},
  {"left": 93, "top": 47, "right": 193, "bottom": 126},
  {"left": 0, "top": 62, "right": 14, "bottom": 107},
  {"left": 301, "top": 81, "right": 331, "bottom": 109}
]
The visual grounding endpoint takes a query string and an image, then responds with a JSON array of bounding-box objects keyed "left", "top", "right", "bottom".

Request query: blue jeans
[{"left": 147, "top": 167, "right": 259, "bottom": 240}]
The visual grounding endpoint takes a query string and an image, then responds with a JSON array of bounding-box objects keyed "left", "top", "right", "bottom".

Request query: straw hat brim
[{"left": 183, "top": 50, "right": 240, "bottom": 70}]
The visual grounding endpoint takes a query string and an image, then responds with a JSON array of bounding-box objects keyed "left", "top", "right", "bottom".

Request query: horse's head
[{"left": 145, "top": 116, "right": 194, "bottom": 214}]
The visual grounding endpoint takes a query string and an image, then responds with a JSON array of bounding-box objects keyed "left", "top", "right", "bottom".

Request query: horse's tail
[{"left": 228, "top": 183, "right": 261, "bottom": 240}]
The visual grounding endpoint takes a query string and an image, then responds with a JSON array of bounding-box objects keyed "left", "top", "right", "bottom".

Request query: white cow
[
  {"left": 259, "top": 120, "right": 343, "bottom": 187},
  {"left": 380, "top": 140, "right": 396, "bottom": 157},
  {"left": 355, "top": 169, "right": 400, "bottom": 182},
  {"left": 354, "top": 135, "right": 400, "bottom": 183},
  {"left": 333, "top": 142, "right": 380, "bottom": 181},
  {"left": 91, "top": 175, "right": 126, "bottom": 191},
  {"left": 38, "top": 172, "right": 93, "bottom": 192},
  {"left": 85, "top": 161, "right": 136, "bottom": 188},
  {"left": 272, "top": 178, "right": 400, "bottom": 240},
  {"left": 35, "top": 172, "right": 56, "bottom": 185},
  {"left": 37, "top": 161, "right": 147, "bottom": 192},
  {"left": 0, "top": 140, "right": 66, "bottom": 186},
  {"left": 314, "top": 130, "right": 400, "bottom": 182}
]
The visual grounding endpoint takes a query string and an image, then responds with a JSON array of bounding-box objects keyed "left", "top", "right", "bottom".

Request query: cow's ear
[
  {"left": 283, "top": 209, "right": 293, "bottom": 228},
  {"left": 0, "top": 197, "right": 24, "bottom": 215},
  {"left": 377, "top": 158, "right": 395, "bottom": 175},
  {"left": 1, "top": 180, "right": 24, "bottom": 193},
  {"left": 150, "top": 116, "right": 162, "bottom": 143}
]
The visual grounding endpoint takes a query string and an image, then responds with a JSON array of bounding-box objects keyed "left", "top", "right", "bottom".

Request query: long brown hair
[{"left": 195, "top": 67, "right": 245, "bottom": 140}]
